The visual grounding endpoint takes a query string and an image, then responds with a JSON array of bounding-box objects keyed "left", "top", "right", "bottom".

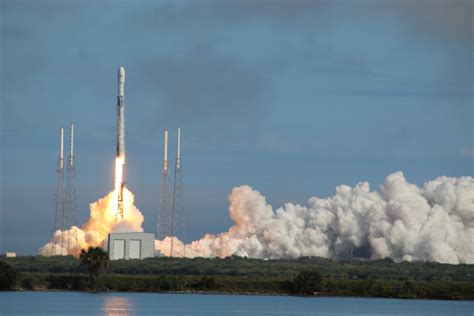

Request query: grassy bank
[
  {"left": 2, "top": 256, "right": 474, "bottom": 300},
  {"left": 10, "top": 272, "right": 474, "bottom": 300}
]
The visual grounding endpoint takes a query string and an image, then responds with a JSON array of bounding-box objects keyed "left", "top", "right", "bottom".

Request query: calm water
[{"left": 0, "top": 292, "right": 473, "bottom": 315}]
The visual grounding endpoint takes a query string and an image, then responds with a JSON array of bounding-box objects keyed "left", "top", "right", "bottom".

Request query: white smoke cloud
[
  {"left": 40, "top": 170, "right": 473, "bottom": 264},
  {"left": 157, "top": 172, "right": 474, "bottom": 264},
  {"left": 38, "top": 226, "right": 86, "bottom": 256},
  {"left": 39, "top": 187, "right": 144, "bottom": 257}
]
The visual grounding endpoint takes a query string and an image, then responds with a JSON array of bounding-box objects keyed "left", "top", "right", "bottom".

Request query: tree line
[{"left": 1, "top": 254, "right": 473, "bottom": 300}]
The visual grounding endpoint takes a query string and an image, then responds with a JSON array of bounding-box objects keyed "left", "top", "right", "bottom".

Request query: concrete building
[
  {"left": 1, "top": 252, "right": 16, "bottom": 258},
  {"left": 107, "top": 232, "right": 155, "bottom": 260}
]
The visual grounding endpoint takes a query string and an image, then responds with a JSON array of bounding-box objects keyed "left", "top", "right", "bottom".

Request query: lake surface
[{"left": 0, "top": 292, "right": 473, "bottom": 315}]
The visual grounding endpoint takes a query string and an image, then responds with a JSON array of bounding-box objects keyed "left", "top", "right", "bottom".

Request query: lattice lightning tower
[
  {"left": 51, "top": 125, "right": 78, "bottom": 255},
  {"left": 51, "top": 127, "right": 65, "bottom": 255},
  {"left": 170, "top": 127, "right": 185, "bottom": 257},
  {"left": 156, "top": 129, "right": 171, "bottom": 246},
  {"left": 64, "top": 124, "right": 78, "bottom": 254}
]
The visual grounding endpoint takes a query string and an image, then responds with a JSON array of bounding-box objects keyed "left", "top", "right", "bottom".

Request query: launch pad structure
[
  {"left": 47, "top": 66, "right": 186, "bottom": 258},
  {"left": 112, "top": 66, "right": 186, "bottom": 257},
  {"left": 156, "top": 129, "right": 170, "bottom": 242},
  {"left": 51, "top": 127, "right": 65, "bottom": 251},
  {"left": 157, "top": 128, "right": 186, "bottom": 257},
  {"left": 51, "top": 124, "right": 78, "bottom": 255},
  {"left": 170, "top": 128, "right": 185, "bottom": 257},
  {"left": 65, "top": 124, "right": 78, "bottom": 253}
]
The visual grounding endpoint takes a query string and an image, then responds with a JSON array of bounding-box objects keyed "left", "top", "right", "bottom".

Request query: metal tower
[
  {"left": 156, "top": 129, "right": 171, "bottom": 247},
  {"left": 51, "top": 127, "right": 65, "bottom": 255},
  {"left": 64, "top": 124, "right": 78, "bottom": 255},
  {"left": 170, "top": 127, "right": 185, "bottom": 257}
]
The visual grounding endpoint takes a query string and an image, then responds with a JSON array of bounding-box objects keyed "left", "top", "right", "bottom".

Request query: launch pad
[
  {"left": 107, "top": 232, "right": 155, "bottom": 260},
  {"left": 45, "top": 65, "right": 186, "bottom": 259}
]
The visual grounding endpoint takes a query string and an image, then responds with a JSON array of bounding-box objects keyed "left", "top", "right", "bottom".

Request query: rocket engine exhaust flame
[
  {"left": 115, "top": 156, "right": 125, "bottom": 221},
  {"left": 39, "top": 187, "right": 144, "bottom": 257},
  {"left": 39, "top": 66, "right": 139, "bottom": 257}
]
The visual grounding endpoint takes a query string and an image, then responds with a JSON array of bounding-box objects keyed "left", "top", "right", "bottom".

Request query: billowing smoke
[
  {"left": 39, "top": 187, "right": 144, "bottom": 256},
  {"left": 156, "top": 172, "right": 474, "bottom": 264},
  {"left": 40, "top": 171, "right": 473, "bottom": 264},
  {"left": 39, "top": 226, "right": 86, "bottom": 256}
]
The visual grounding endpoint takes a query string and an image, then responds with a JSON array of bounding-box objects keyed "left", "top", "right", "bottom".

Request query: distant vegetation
[
  {"left": 292, "top": 271, "right": 323, "bottom": 295},
  {"left": 1, "top": 256, "right": 473, "bottom": 300},
  {"left": 79, "top": 247, "right": 109, "bottom": 291},
  {"left": 0, "top": 261, "right": 18, "bottom": 290}
]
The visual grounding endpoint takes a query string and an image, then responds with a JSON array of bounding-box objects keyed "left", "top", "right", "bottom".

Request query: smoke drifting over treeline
[
  {"left": 41, "top": 172, "right": 474, "bottom": 264},
  {"left": 171, "top": 172, "right": 474, "bottom": 264}
]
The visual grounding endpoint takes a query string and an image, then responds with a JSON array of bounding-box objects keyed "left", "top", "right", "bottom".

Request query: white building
[
  {"left": 1, "top": 252, "right": 16, "bottom": 258},
  {"left": 106, "top": 232, "right": 155, "bottom": 260}
]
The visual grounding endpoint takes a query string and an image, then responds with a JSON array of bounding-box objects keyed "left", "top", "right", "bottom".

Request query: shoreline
[
  {"left": 3, "top": 256, "right": 474, "bottom": 301},
  {"left": 4, "top": 289, "right": 474, "bottom": 302},
  {"left": 7, "top": 288, "right": 474, "bottom": 301}
]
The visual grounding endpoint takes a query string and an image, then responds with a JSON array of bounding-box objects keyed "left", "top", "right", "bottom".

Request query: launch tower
[
  {"left": 51, "top": 125, "right": 78, "bottom": 255},
  {"left": 156, "top": 129, "right": 171, "bottom": 243},
  {"left": 51, "top": 128, "right": 65, "bottom": 254},
  {"left": 156, "top": 128, "right": 186, "bottom": 257},
  {"left": 64, "top": 124, "right": 78, "bottom": 254},
  {"left": 170, "top": 127, "right": 185, "bottom": 257}
]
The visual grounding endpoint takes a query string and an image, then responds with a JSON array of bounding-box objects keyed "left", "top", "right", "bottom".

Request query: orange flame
[{"left": 38, "top": 157, "right": 144, "bottom": 257}]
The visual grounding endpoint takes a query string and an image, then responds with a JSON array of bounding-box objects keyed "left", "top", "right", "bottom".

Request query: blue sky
[{"left": 1, "top": 0, "right": 473, "bottom": 254}]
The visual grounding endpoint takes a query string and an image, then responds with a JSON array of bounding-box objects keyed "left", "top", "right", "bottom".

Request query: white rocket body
[
  {"left": 117, "top": 66, "right": 126, "bottom": 160},
  {"left": 116, "top": 66, "right": 126, "bottom": 220}
]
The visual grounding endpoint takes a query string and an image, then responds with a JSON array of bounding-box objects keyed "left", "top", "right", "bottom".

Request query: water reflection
[{"left": 102, "top": 295, "right": 133, "bottom": 316}]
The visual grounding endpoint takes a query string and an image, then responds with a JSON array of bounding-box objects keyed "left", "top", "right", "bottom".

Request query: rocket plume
[
  {"left": 39, "top": 66, "right": 142, "bottom": 257},
  {"left": 155, "top": 172, "right": 474, "bottom": 264},
  {"left": 41, "top": 170, "right": 473, "bottom": 263},
  {"left": 41, "top": 116, "right": 474, "bottom": 265},
  {"left": 39, "top": 187, "right": 144, "bottom": 257}
]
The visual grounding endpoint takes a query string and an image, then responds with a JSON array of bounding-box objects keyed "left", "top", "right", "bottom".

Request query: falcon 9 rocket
[{"left": 116, "top": 66, "right": 126, "bottom": 220}]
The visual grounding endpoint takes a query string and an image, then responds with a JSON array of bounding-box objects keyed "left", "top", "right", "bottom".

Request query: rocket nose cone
[{"left": 118, "top": 66, "right": 125, "bottom": 78}]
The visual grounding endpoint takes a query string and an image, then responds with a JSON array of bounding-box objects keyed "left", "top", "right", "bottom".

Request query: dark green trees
[
  {"left": 79, "top": 247, "right": 109, "bottom": 291},
  {"left": 293, "top": 270, "right": 323, "bottom": 295},
  {"left": 0, "top": 261, "right": 18, "bottom": 290}
]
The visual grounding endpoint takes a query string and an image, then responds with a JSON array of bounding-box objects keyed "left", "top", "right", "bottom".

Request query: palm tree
[{"left": 79, "top": 247, "right": 109, "bottom": 291}]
